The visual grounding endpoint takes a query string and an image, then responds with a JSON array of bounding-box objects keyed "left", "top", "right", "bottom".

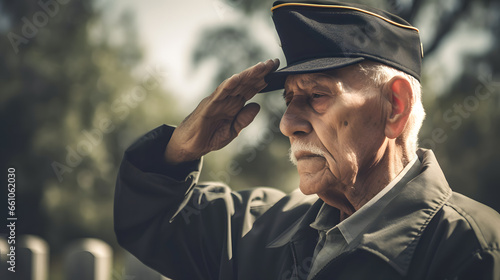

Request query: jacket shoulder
[
  {"left": 429, "top": 193, "right": 500, "bottom": 279},
  {"left": 445, "top": 192, "right": 500, "bottom": 248},
  {"left": 241, "top": 189, "right": 318, "bottom": 243}
]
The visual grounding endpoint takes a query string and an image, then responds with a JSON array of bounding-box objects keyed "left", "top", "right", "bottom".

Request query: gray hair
[{"left": 358, "top": 62, "right": 426, "bottom": 154}]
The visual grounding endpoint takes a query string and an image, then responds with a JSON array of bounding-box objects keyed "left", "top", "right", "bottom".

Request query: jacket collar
[
  {"left": 266, "top": 198, "right": 326, "bottom": 248},
  {"left": 266, "top": 149, "right": 452, "bottom": 276}
]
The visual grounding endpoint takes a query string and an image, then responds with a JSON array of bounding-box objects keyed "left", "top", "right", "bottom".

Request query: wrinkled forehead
[
  {"left": 285, "top": 73, "right": 337, "bottom": 92},
  {"left": 284, "top": 64, "right": 370, "bottom": 92}
]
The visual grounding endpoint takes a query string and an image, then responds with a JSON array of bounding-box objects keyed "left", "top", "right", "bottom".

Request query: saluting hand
[{"left": 164, "top": 59, "right": 280, "bottom": 164}]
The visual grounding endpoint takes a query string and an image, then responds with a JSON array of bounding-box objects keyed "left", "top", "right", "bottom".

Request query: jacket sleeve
[
  {"left": 452, "top": 247, "right": 500, "bottom": 280},
  {"left": 113, "top": 125, "right": 286, "bottom": 280}
]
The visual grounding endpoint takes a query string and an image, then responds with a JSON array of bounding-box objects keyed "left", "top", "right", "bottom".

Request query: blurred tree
[
  {"left": 192, "top": 25, "right": 267, "bottom": 87},
  {"left": 192, "top": 0, "right": 500, "bottom": 213},
  {"left": 419, "top": 0, "right": 500, "bottom": 212},
  {"left": 0, "top": 0, "right": 179, "bottom": 255}
]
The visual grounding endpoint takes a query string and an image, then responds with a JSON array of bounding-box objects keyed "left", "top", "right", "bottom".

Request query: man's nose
[{"left": 280, "top": 98, "right": 312, "bottom": 137}]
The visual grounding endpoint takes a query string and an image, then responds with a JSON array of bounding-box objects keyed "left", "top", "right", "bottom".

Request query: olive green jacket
[{"left": 114, "top": 125, "right": 500, "bottom": 279}]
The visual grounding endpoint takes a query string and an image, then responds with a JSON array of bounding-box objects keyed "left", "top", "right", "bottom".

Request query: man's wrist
[{"left": 164, "top": 145, "right": 200, "bottom": 165}]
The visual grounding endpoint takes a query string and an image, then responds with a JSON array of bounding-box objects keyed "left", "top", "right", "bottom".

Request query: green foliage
[{"left": 192, "top": 24, "right": 268, "bottom": 88}]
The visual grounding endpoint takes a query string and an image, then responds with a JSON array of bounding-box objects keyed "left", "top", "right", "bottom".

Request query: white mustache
[{"left": 289, "top": 141, "right": 325, "bottom": 166}]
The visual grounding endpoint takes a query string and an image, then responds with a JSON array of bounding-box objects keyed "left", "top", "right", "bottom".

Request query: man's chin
[
  {"left": 297, "top": 173, "right": 326, "bottom": 196},
  {"left": 298, "top": 184, "right": 317, "bottom": 196},
  {"left": 296, "top": 157, "right": 327, "bottom": 172},
  {"left": 296, "top": 166, "right": 339, "bottom": 196}
]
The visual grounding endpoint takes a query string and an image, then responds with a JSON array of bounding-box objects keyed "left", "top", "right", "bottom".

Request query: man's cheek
[
  {"left": 336, "top": 152, "right": 358, "bottom": 184},
  {"left": 325, "top": 157, "right": 338, "bottom": 178}
]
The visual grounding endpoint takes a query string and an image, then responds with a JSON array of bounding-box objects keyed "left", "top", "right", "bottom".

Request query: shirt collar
[
  {"left": 266, "top": 149, "right": 452, "bottom": 276},
  {"left": 355, "top": 149, "right": 452, "bottom": 275},
  {"left": 336, "top": 155, "right": 419, "bottom": 244}
]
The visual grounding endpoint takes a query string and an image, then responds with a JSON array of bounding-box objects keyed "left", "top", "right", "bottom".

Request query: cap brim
[{"left": 260, "top": 56, "right": 365, "bottom": 93}]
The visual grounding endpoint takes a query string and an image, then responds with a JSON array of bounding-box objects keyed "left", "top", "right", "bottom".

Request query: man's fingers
[
  {"left": 214, "top": 59, "right": 280, "bottom": 100},
  {"left": 241, "top": 58, "right": 280, "bottom": 80},
  {"left": 235, "top": 59, "right": 281, "bottom": 99},
  {"left": 271, "top": 58, "right": 280, "bottom": 72},
  {"left": 212, "top": 73, "right": 241, "bottom": 99},
  {"left": 233, "top": 103, "right": 261, "bottom": 135},
  {"left": 223, "top": 73, "right": 241, "bottom": 91},
  {"left": 224, "top": 62, "right": 266, "bottom": 98}
]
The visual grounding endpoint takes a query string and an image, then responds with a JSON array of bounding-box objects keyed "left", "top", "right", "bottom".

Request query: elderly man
[{"left": 114, "top": 1, "right": 500, "bottom": 279}]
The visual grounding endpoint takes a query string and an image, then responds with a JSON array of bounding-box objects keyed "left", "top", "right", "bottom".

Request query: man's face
[{"left": 280, "top": 64, "right": 388, "bottom": 198}]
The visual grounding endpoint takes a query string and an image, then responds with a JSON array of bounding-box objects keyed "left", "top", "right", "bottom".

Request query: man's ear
[{"left": 383, "top": 76, "right": 413, "bottom": 139}]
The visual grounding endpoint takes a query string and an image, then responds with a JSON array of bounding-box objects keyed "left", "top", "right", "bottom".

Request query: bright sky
[
  {"left": 109, "top": 0, "right": 221, "bottom": 105},
  {"left": 107, "top": 0, "right": 280, "bottom": 110}
]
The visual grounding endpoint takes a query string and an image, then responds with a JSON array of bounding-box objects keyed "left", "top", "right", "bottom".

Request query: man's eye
[{"left": 312, "top": 94, "right": 324, "bottom": 99}]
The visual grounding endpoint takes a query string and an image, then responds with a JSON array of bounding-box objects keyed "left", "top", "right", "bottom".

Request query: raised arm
[
  {"left": 165, "top": 58, "right": 280, "bottom": 164},
  {"left": 114, "top": 59, "right": 282, "bottom": 280}
]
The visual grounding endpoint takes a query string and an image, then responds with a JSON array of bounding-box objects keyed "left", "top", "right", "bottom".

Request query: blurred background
[{"left": 1, "top": 0, "right": 499, "bottom": 279}]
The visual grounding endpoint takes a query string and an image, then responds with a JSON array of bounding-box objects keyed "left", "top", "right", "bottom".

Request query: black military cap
[{"left": 261, "top": 0, "right": 423, "bottom": 92}]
